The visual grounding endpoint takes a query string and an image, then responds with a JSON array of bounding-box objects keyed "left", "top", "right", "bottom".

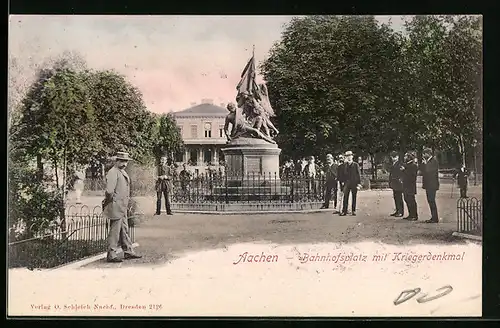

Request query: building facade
[{"left": 172, "top": 99, "right": 228, "bottom": 174}]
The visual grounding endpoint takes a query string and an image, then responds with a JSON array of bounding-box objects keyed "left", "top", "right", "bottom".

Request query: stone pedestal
[{"left": 222, "top": 137, "right": 281, "bottom": 177}]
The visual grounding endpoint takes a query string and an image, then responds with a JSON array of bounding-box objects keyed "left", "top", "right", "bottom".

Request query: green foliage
[
  {"left": 84, "top": 70, "right": 157, "bottom": 164},
  {"left": 9, "top": 53, "right": 183, "bottom": 233},
  {"left": 260, "top": 15, "right": 482, "bottom": 165},
  {"left": 151, "top": 113, "right": 184, "bottom": 160},
  {"left": 261, "top": 16, "right": 406, "bottom": 158}
]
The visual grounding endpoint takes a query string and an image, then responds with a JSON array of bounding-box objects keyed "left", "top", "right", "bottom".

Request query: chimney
[
  {"left": 190, "top": 102, "right": 197, "bottom": 107},
  {"left": 201, "top": 98, "right": 213, "bottom": 104}
]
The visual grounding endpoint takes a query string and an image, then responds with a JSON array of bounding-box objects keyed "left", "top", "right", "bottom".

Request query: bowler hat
[
  {"left": 390, "top": 151, "right": 399, "bottom": 157},
  {"left": 115, "top": 151, "right": 132, "bottom": 161},
  {"left": 344, "top": 151, "right": 353, "bottom": 156}
]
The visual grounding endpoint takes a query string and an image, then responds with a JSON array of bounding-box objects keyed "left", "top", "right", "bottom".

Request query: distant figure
[
  {"left": 102, "top": 151, "right": 142, "bottom": 263},
  {"left": 453, "top": 164, "right": 470, "bottom": 198},
  {"left": 321, "top": 154, "right": 338, "bottom": 210},
  {"left": 421, "top": 148, "right": 440, "bottom": 223},
  {"left": 155, "top": 156, "right": 174, "bottom": 216},
  {"left": 388, "top": 151, "right": 404, "bottom": 217},
  {"left": 73, "top": 171, "right": 85, "bottom": 204},
  {"left": 340, "top": 151, "right": 361, "bottom": 216},
  {"left": 305, "top": 156, "right": 317, "bottom": 195},
  {"left": 401, "top": 151, "right": 419, "bottom": 221},
  {"left": 179, "top": 164, "right": 191, "bottom": 190}
]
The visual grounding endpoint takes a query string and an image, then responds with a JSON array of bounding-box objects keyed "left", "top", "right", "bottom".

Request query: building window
[
  {"left": 219, "top": 125, "right": 224, "bottom": 138},
  {"left": 204, "top": 122, "right": 212, "bottom": 138},
  {"left": 178, "top": 126, "right": 183, "bottom": 138},
  {"left": 190, "top": 125, "right": 198, "bottom": 138}
]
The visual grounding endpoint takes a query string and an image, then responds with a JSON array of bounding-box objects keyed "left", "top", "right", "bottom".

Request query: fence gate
[{"left": 456, "top": 197, "right": 482, "bottom": 236}]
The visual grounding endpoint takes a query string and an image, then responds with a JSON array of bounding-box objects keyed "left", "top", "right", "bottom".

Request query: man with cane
[{"left": 321, "top": 154, "right": 338, "bottom": 210}]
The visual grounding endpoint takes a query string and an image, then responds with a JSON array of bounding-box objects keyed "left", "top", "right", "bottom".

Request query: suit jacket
[
  {"left": 103, "top": 166, "right": 130, "bottom": 220},
  {"left": 453, "top": 168, "right": 469, "bottom": 187},
  {"left": 389, "top": 160, "right": 404, "bottom": 191},
  {"left": 402, "top": 162, "right": 418, "bottom": 195},
  {"left": 323, "top": 163, "right": 338, "bottom": 187},
  {"left": 156, "top": 164, "right": 174, "bottom": 192},
  {"left": 337, "top": 163, "right": 346, "bottom": 184},
  {"left": 344, "top": 162, "right": 361, "bottom": 187},
  {"left": 422, "top": 157, "right": 440, "bottom": 191}
]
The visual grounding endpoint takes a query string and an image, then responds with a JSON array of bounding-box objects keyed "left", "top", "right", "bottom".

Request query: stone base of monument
[
  {"left": 222, "top": 137, "right": 281, "bottom": 177},
  {"left": 171, "top": 202, "right": 325, "bottom": 213}
]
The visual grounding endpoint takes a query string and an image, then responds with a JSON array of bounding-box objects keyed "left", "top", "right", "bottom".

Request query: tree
[
  {"left": 84, "top": 70, "right": 157, "bottom": 165},
  {"left": 260, "top": 16, "right": 405, "bottom": 161},
  {"left": 151, "top": 113, "right": 184, "bottom": 162},
  {"left": 439, "top": 15, "right": 482, "bottom": 166}
]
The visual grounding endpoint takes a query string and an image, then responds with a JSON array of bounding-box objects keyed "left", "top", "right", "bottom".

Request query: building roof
[{"left": 173, "top": 103, "right": 228, "bottom": 118}]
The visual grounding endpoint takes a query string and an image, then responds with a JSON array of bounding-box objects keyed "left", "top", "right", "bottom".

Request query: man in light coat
[{"left": 103, "top": 151, "right": 142, "bottom": 263}]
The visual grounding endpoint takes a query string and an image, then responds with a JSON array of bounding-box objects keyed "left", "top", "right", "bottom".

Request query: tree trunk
[
  {"left": 36, "top": 154, "right": 44, "bottom": 182},
  {"left": 457, "top": 134, "right": 466, "bottom": 167},
  {"left": 369, "top": 154, "right": 376, "bottom": 180}
]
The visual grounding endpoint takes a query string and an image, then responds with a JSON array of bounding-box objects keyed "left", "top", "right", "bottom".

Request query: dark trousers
[
  {"left": 392, "top": 190, "right": 404, "bottom": 215},
  {"left": 323, "top": 182, "right": 338, "bottom": 208},
  {"left": 342, "top": 184, "right": 357, "bottom": 213},
  {"left": 425, "top": 189, "right": 439, "bottom": 220},
  {"left": 459, "top": 185, "right": 468, "bottom": 198},
  {"left": 156, "top": 189, "right": 172, "bottom": 214},
  {"left": 403, "top": 193, "right": 418, "bottom": 218}
]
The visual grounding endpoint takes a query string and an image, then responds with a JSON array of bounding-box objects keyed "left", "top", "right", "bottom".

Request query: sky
[{"left": 9, "top": 15, "right": 409, "bottom": 113}]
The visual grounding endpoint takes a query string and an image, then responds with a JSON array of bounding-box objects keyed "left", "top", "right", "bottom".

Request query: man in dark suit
[
  {"left": 321, "top": 153, "right": 338, "bottom": 210},
  {"left": 453, "top": 164, "right": 469, "bottom": 198},
  {"left": 340, "top": 151, "right": 361, "bottom": 216},
  {"left": 401, "top": 151, "right": 419, "bottom": 221},
  {"left": 389, "top": 151, "right": 404, "bottom": 217},
  {"left": 336, "top": 154, "right": 346, "bottom": 213},
  {"left": 421, "top": 148, "right": 440, "bottom": 223},
  {"left": 155, "top": 156, "right": 174, "bottom": 216}
]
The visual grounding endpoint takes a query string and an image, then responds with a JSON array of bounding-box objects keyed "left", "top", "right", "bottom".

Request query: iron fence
[
  {"left": 8, "top": 205, "right": 136, "bottom": 269},
  {"left": 84, "top": 173, "right": 337, "bottom": 203},
  {"left": 456, "top": 197, "right": 482, "bottom": 236}
]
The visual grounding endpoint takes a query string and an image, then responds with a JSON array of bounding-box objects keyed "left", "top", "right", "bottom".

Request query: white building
[{"left": 172, "top": 99, "right": 228, "bottom": 174}]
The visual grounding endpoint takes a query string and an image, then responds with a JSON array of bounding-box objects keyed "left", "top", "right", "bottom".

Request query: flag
[{"left": 236, "top": 49, "right": 259, "bottom": 97}]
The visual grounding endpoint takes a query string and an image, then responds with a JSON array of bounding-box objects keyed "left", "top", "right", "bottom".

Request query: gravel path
[{"left": 82, "top": 184, "right": 481, "bottom": 268}]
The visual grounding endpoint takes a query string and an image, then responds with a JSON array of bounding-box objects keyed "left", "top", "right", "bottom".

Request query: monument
[{"left": 217, "top": 48, "right": 286, "bottom": 200}]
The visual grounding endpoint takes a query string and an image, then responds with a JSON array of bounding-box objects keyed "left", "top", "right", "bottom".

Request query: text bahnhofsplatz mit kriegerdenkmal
[{"left": 232, "top": 251, "right": 466, "bottom": 264}]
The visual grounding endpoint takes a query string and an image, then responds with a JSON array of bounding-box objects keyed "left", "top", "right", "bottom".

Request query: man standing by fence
[
  {"left": 155, "top": 156, "right": 174, "bottom": 216},
  {"left": 340, "top": 151, "right": 361, "bottom": 216},
  {"left": 421, "top": 148, "right": 440, "bottom": 223},
  {"left": 389, "top": 151, "right": 404, "bottom": 217},
  {"left": 321, "top": 154, "right": 338, "bottom": 210},
  {"left": 401, "top": 151, "right": 419, "bottom": 221},
  {"left": 103, "top": 151, "right": 142, "bottom": 263},
  {"left": 453, "top": 164, "right": 470, "bottom": 198}
]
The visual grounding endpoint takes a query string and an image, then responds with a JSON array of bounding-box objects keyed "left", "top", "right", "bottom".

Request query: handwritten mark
[{"left": 394, "top": 285, "right": 453, "bottom": 306}]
